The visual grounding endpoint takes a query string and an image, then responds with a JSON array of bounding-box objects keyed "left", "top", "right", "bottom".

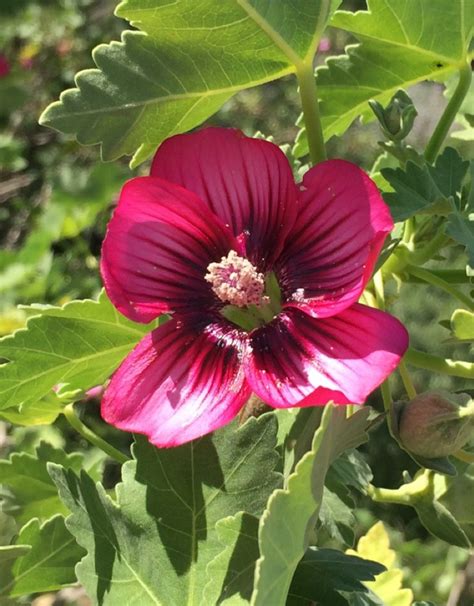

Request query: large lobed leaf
[
  {"left": 0, "top": 442, "right": 84, "bottom": 525},
  {"left": 295, "top": 0, "right": 473, "bottom": 156},
  {"left": 49, "top": 414, "right": 281, "bottom": 605},
  {"left": 0, "top": 291, "right": 152, "bottom": 416},
  {"left": 0, "top": 515, "right": 85, "bottom": 598},
  {"left": 40, "top": 0, "right": 337, "bottom": 164},
  {"left": 382, "top": 147, "right": 469, "bottom": 222},
  {"left": 251, "top": 405, "right": 372, "bottom": 606}
]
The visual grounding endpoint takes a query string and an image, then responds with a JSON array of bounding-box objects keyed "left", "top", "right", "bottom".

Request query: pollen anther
[{"left": 205, "top": 250, "right": 268, "bottom": 307}]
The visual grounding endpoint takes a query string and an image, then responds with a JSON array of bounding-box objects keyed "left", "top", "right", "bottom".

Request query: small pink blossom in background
[
  {"left": 100, "top": 128, "right": 408, "bottom": 447},
  {"left": 0, "top": 54, "right": 10, "bottom": 78},
  {"left": 318, "top": 37, "right": 331, "bottom": 52}
]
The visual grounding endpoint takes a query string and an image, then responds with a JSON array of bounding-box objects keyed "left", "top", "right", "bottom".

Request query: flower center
[
  {"left": 205, "top": 250, "right": 281, "bottom": 331},
  {"left": 205, "top": 250, "right": 269, "bottom": 307}
]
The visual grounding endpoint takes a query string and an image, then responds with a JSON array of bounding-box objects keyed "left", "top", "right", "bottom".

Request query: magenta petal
[
  {"left": 101, "top": 176, "right": 237, "bottom": 323},
  {"left": 150, "top": 127, "right": 297, "bottom": 268},
  {"left": 278, "top": 160, "right": 393, "bottom": 317},
  {"left": 244, "top": 304, "right": 408, "bottom": 407},
  {"left": 102, "top": 316, "right": 251, "bottom": 447}
]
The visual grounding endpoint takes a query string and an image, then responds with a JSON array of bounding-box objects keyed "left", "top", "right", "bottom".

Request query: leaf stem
[
  {"left": 296, "top": 63, "right": 327, "bottom": 165},
  {"left": 407, "top": 265, "right": 474, "bottom": 310},
  {"left": 404, "top": 269, "right": 472, "bottom": 284},
  {"left": 63, "top": 403, "right": 129, "bottom": 464},
  {"left": 425, "top": 63, "right": 472, "bottom": 164},
  {"left": 373, "top": 271, "right": 396, "bottom": 429},
  {"left": 404, "top": 348, "right": 474, "bottom": 379},
  {"left": 398, "top": 360, "right": 417, "bottom": 400},
  {"left": 367, "top": 469, "right": 431, "bottom": 506}
]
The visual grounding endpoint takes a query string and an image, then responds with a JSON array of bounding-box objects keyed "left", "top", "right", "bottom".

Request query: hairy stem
[
  {"left": 398, "top": 360, "right": 417, "bottom": 400},
  {"left": 425, "top": 63, "right": 473, "bottom": 164},
  {"left": 404, "top": 349, "right": 474, "bottom": 379},
  {"left": 296, "top": 63, "right": 327, "bottom": 165},
  {"left": 407, "top": 265, "right": 474, "bottom": 310},
  {"left": 63, "top": 403, "right": 129, "bottom": 464},
  {"left": 404, "top": 269, "right": 472, "bottom": 284}
]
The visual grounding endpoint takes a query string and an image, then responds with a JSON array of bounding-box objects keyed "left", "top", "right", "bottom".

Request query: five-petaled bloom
[{"left": 101, "top": 128, "right": 408, "bottom": 447}]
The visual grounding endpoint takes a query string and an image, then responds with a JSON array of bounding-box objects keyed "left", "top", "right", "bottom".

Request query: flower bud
[
  {"left": 369, "top": 90, "right": 417, "bottom": 142},
  {"left": 398, "top": 391, "right": 474, "bottom": 458}
]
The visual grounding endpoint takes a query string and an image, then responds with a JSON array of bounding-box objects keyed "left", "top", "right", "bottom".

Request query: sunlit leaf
[
  {"left": 295, "top": 0, "right": 473, "bottom": 156},
  {"left": 40, "top": 0, "right": 338, "bottom": 162},
  {"left": 347, "top": 522, "right": 413, "bottom": 606},
  {"left": 0, "top": 291, "right": 152, "bottom": 414},
  {"left": 0, "top": 442, "right": 83, "bottom": 525},
  {"left": 1, "top": 515, "right": 84, "bottom": 597},
  {"left": 49, "top": 414, "right": 281, "bottom": 605},
  {"left": 251, "top": 405, "right": 372, "bottom": 606}
]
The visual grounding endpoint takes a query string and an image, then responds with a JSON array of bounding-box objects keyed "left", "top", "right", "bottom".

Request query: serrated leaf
[
  {"left": 328, "top": 449, "right": 373, "bottom": 495},
  {"left": 40, "top": 0, "right": 337, "bottom": 162},
  {"left": 49, "top": 414, "right": 281, "bottom": 606},
  {"left": 287, "top": 547, "right": 385, "bottom": 606},
  {"left": 0, "top": 442, "right": 83, "bottom": 524},
  {"left": 203, "top": 513, "right": 259, "bottom": 605},
  {"left": 347, "top": 522, "right": 413, "bottom": 606},
  {"left": 446, "top": 211, "right": 474, "bottom": 271},
  {"left": 251, "top": 405, "right": 371, "bottom": 606},
  {"left": 319, "top": 488, "right": 355, "bottom": 546},
  {"left": 1, "top": 515, "right": 84, "bottom": 597},
  {"left": 295, "top": 0, "right": 473, "bottom": 156},
  {"left": 0, "top": 291, "right": 152, "bottom": 414},
  {"left": 381, "top": 147, "right": 468, "bottom": 222}
]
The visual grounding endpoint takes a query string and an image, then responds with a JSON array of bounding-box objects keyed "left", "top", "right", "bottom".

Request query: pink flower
[
  {"left": 101, "top": 128, "right": 408, "bottom": 447},
  {"left": 0, "top": 54, "right": 10, "bottom": 78}
]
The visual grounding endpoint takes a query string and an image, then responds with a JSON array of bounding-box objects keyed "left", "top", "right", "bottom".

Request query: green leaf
[
  {"left": 287, "top": 547, "right": 385, "bottom": 606},
  {"left": 381, "top": 147, "right": 469, "bottom": 221},
  {"left": 1, "top": 515, "right": 85, "bottom": 597},
  {"left": 438, "top": 461, "right": 474, "bottom": 524},
  {"left": 0, "top": 291, "right": 152, "bottom": 415},
  {"left": 203, "top": 513, "right": 260, "bottom": 605},
  {"left": 40, "top": 0, "right": 336, "bottom": 162},
  {"left": 0, "top": 442, "right": 83, "bottom": 525},
  {"left": 319, "top": 450, "right": 373, "bottom": 548},
  {"left": 319, "top": 488, "right": 355, "bottom": 546},
  {"left": 251, "top": 405, "right": 371, "bottom": 606},
  {"left": 328, "top": 449, "right": 373, "bottom": 495},
  {"left": 295, "top": 0, "right": 473, "bottom": 156},
  {"left": 347, "top": 522, "right": 413, "bottom": 606},
  {"left": 49, "top": 414, "right": 281, "bottom": 605},
  {"left": 414, "top": 498, "right": 471, "bottom": 548},
  {"left": 451, "top": 309, "right": 474, "bottom": 341},
  {"left": 446, "top": 211, "right": 474, "bottom": 272}
]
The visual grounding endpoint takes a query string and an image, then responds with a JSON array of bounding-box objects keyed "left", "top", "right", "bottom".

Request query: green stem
[
  {"left": 398, "top": 360, "right": 417, "bottom": 400},
  {"left": 425, "top": 63, "right": 472, "bottom": 164},
  {"left": 404, "top": 269, "right": 472, "bottom": 284},
  {"left": 382, "top": 231, "right": 448, "bottom": 277},
  {"left": 367, "top": 469, "right": 431, "bottom": 506},
  {"left": 404, "top": 348, "right": 474, "bottom": 379},
  {"left": 407, "top": 265, "right": 474, "bottom": 310},
  {"left": 410, "top": 232, "right": 448, "bottom": 265},
  {"left": 373, "top": 271, "right": 396, "bottom": 429},
  {"left": 296, "top": 63, "right": 327, "bottom": 165},
  {"left": 63, "top": 403, "right": 129, "bottom": 464}
]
